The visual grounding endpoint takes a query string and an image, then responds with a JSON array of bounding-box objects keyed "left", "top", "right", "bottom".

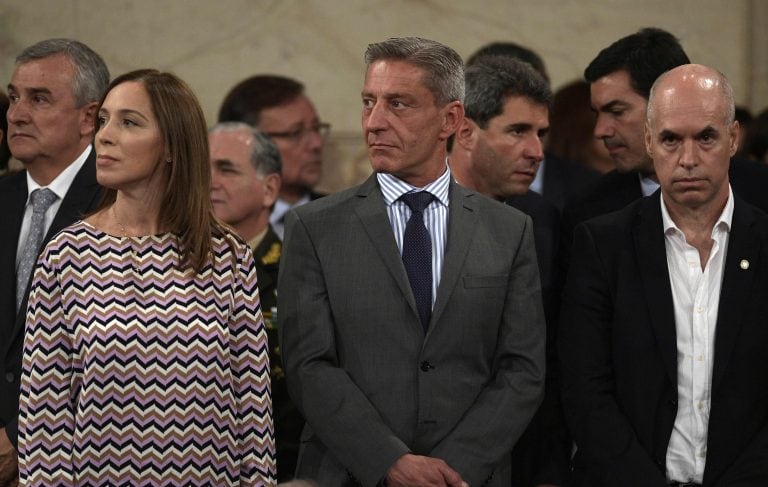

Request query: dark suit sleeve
[
  {"left": 429, "top": 215, "right": 546, "bottom": 485},
  {"left": 559, "top": 223, "right": 667, "bottom": 486},
  {"left": 278, "top": 210, "right": 409, "bottom": 486},
  {"left": 717, "top": 421, "right": 768, "bottom": 485}
]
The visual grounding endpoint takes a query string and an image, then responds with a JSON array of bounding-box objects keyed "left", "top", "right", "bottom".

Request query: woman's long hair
[{"left": 95, "top": 69, "right": 220, "bottom": 272}]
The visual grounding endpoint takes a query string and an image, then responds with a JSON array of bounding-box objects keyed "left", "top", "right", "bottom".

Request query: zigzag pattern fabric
[{"left": 18, "top": 221, "right": 275, "bottom": 486}]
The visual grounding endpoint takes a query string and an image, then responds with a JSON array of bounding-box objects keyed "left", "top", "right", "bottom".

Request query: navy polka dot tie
[{"left": 400, "top": 191, "right": 435, "bottom": 332}]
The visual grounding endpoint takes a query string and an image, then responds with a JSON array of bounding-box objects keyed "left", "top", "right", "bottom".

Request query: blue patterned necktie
[
  {"left": 400, "top": 191, "right": 435, "bottom": 332},
  {"left": 16, "top": 188, "right": 58, "bottom": 312}
]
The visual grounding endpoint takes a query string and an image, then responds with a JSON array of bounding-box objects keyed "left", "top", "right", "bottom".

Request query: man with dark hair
[
  {"left": 0, "top": 38, "right": 108, "bottom": 483},
  {"left": 218, "top": 75, "right": 328, "bottom": 239},
  {"left": 451, "top": 56, "right": 569, "bottom": 487},
  {"left": 561, "top": 64, "right": 768, "bottom": 487},
  {"left": 564, "top": 27, "right": 768, "bottom": 238},
  {"left": 280, "top": 37, "right": 545, "bottom": 487},
  {"left": 467, "top": 42, "right": 597, "bottom": 210},
  {"left": 466, "top": 42, "right": 549, "bottom": 82}
]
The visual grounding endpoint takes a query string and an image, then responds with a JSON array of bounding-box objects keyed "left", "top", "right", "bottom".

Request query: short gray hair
[
  {"left": 16, "top": 38, "right": 109, "bottom": 108},
  {"left": 365, "top": 37, "right": 464, "bottom": 105},
  {"left": 209, "top": 122, "right": 282, "bottom": 176},
  {"left": 464, "top": 56, "right": 551, "bottom": 129}
]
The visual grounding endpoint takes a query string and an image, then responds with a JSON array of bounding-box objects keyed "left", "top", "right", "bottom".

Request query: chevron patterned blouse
[{"left": 18, "top": 221, "right": 275, "bottom": 486}]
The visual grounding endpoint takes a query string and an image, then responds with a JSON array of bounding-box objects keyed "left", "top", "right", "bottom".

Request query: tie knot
[
  {"left": 30, "top": 188, "right": 58, "bottom": 214},
  {"left": 400, "top": 191, "right": 434, "bottom": 213}
]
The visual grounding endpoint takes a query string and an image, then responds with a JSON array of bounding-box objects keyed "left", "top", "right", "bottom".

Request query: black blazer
[
  {"left": 561, "top": 158, "right": 768, "bottom": 252},
  {"left": 560, "top": 192, "right": 768, "bottom": 486},
  {"left": 540, "top": 153, "right": 599, "bottom": 212},
  {"left": 506, "top": 191, "right": 571, "bottom": 486},
  {"left": 0, "top": 152, "right": 101, "bottom": 446}
]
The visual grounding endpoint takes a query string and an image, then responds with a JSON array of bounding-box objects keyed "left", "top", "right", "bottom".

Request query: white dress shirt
[
  {"left": 377, "top": 166, "right": 451, "bottom": 307},
  {"left": 662, "top": 187, "right": 734, "bottom": 484},
  {"left": 16, "top": 145, "right": 91, "bottom": 269},
  {"left": 270, "top": 194, "right": 311, "bottom": 240}
]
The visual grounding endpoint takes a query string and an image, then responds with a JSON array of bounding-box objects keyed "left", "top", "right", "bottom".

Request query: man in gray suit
[{"left": 279, "top": 37, "right": 545, "bottom": 487}]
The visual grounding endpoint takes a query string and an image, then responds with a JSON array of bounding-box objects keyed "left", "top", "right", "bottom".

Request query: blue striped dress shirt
[{"left": 376, "top": 166, "right": 451, "bottom": 307}]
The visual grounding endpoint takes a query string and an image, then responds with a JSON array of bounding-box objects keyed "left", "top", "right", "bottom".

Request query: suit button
[
  {"left": 4, "top": 372, "right": 14, "bottom": 383},
  {"left": 420, "top": 361, "right": 433, "bottom": 372},
  {"left": 668, "top": 398, "right": 678, "bottom": 407}
]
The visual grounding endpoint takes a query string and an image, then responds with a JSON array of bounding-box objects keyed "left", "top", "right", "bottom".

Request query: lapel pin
[{"left": 740, "top": 259, "right": 749, "bottom": 270}]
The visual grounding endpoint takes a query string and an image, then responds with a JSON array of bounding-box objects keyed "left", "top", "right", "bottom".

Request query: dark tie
[
  {"left": 16, "top": 188, "right": 58, "bottom": 312},
  {"left": 400, "top": 191, "right": 435, "bottom": 332}
]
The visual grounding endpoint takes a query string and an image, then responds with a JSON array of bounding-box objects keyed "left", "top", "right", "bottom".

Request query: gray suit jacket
[{"left": 278, "top": 175, "right": 545, "bottom": 486}]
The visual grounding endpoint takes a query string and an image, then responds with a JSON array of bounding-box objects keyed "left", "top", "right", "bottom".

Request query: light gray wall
[{"left": 1, "top": 0, "right": 764, "bottom": 191}]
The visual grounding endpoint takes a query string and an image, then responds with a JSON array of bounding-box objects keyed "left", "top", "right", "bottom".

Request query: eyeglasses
[{"left": 265, "top": 122, "right": 331, "bottom": 145}]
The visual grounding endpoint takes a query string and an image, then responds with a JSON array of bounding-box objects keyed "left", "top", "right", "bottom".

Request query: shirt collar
[
  {"left": 247, "top": 226, "right": 270, "bottom": 251},
  {"left": 25, "top": 145, "right": 92, "bottom": 201},
  {"left": 377, "top": 163, "right": 451, "bottom": 207},
  {"left": 640, "top": 173, "right": 660, "bottom": 197},
  {"left": 273, "top": 193, "right": 311, "bottom": 219},
  {"left": 661, "top": 185, "right": 734, "bottom": 237}
]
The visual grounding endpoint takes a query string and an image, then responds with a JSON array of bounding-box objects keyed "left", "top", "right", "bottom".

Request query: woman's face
[{"left": 95, "top": 81, "right": 166, "bottom": 196}]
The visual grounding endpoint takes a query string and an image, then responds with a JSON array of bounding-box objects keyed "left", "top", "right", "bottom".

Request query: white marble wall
[{"left": 0, "top": 0, "right": 764, "bottom": 191}]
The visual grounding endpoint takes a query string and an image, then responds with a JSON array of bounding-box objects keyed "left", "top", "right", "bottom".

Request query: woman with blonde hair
[{"left": 18, "top": 69, "right": 275, "bottom": 485}]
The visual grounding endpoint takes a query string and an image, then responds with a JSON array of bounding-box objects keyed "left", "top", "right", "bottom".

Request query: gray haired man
[{"left": 1, "top": 38, "right": 108, "bottom": 483}]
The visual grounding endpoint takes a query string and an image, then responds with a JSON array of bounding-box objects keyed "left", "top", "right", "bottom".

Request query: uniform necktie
[
  {"left": 16, "top": 188, "right": 58, "bottom": 312},
  {"left": 400, "top": 191, "right": 435, "bottom": 332}
]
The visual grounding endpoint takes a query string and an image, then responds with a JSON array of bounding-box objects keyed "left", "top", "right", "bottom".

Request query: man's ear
[
  {"left": 455, "top": 117, "right": 479, "bottom": 152},
  {"left": 644, "top": 122, "right": 653, "bottom": 157},
  {"left": 262, "top": 173, "right": 282, "bottom": 208},
  {"left": 728, "top": 120, "right": 740, "bottom": 157},
  {"left": 80, "top": 101, "right": 99, "bottom": 138},
  {"left": 439, "top": 100, "right": 464, "bottom": 140}
]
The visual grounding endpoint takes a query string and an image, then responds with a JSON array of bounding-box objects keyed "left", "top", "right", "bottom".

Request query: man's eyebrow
[
  {"left": 598, "top": 99, "right": 628, "bottom": 112},
  {"left": 658, "top": 129, "right": 680, "bottom": 139},
  {"left": 696, "top": 126, "right": 718, "bottom": 138},
  {"left": 7, "top": 85, "right": 53, "bottom": 96},
  {"left": 213, "top": 158, "right": 236, "bottom": 168}
]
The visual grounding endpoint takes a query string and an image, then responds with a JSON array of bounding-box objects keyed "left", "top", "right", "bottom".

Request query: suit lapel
[
  {"left": 353, "top": 175, "right": 419, "bottom": 320},
  {"left": 0, "top": 173, "right": 28, "bottom": 333},
  {"left": 711, "top": 199, "right": 759, "bottom": 390},
  {"left": 428, "top": 181, "right": 478, "bottom": 334},
  {"left": 45, "top": 151, "right": 101, "bottom": 241},
  {"left": 634, "top": 193, "right": 678, "bottom": 386}
]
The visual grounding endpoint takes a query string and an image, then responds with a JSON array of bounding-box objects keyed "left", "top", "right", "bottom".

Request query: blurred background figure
[
  {"left": 218, "top": 75, "right": 328, "bottom": 239},
  {"left": 743, "top": 107, "right": 768, "bottom": 164},
  {"left": 209, "top": 121, "right": 304, "bottom": 482},
  {"left": 734, "top": 105, "right": 754, "bottom": 156},
  {"left": 546, "top": 80, "right": 613, "bottom": 174}
]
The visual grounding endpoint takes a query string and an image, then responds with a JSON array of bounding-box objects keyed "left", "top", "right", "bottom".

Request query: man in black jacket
[{"left": 0, "top": 38, "right": 108, "bottom": 484}]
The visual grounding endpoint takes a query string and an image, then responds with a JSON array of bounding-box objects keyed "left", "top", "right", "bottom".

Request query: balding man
[{"left": 560, "top": 65, "right": 768, "bottom": 487}]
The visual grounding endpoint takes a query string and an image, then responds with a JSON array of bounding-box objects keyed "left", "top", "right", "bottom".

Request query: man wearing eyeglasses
[{"left": 219, "top": 75, "right": 330, "bottom": 239}]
